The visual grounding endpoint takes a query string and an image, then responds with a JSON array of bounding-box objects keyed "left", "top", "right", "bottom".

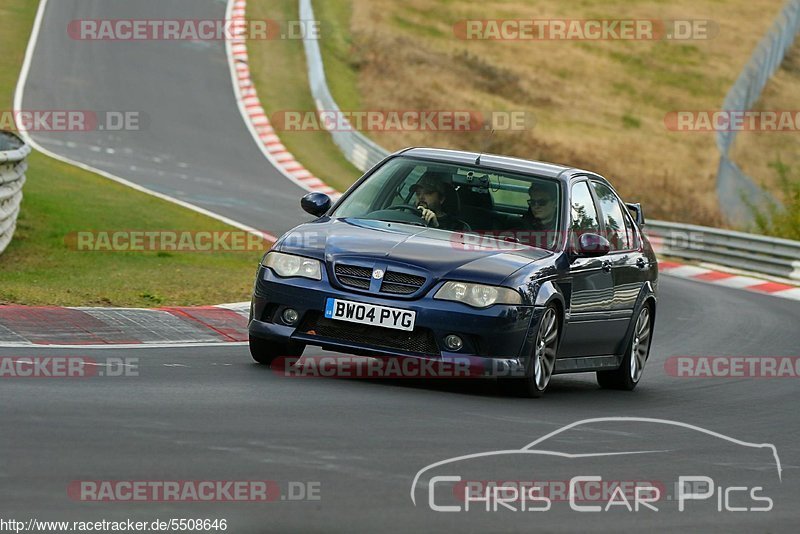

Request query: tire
[
  {"left": 597, "top": 303, "right": 653, "bottom": 390},
  {"left": 501, "top": 305, "right": 560, "bottom": 398},
  {"left": 249, "top": 335, "right": 304, "bottom": 366}
]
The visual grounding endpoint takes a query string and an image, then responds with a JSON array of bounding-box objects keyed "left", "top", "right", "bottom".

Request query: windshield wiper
[{"left": 373, "top": 218, "right": 426, "bottom": 228}]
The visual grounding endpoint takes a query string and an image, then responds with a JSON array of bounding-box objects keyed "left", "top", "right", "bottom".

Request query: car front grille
[
  {"left": 379, "top": 282, "right": 418, "bottom": 295},
  {"left": 334, "top": 263, "right": 427, "bottom": 295},
  {"left": 337, "top": 275, "right": 371, "bottom": 289},
  {"left": 298, "top": 312, "right": 440, "bottom": 356},
  {"left": 380, "top": 271, "right": 426, "bottom": 294},
  {"left": 334, "top": 264, "right": 372, "bottom": 290},
  {"left": 335, "top": 264, "right": 372, "bottom": 278}
]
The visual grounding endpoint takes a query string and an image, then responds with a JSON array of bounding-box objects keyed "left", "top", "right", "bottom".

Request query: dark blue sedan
[{"left": 248, "top": 148, "right": 658, "bottom": 397}]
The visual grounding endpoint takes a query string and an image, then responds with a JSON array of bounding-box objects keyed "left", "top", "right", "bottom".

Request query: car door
[
  {"left": 559, "top": 180, "right": 618, "bottom": 358},
  {"left": 591, "top": 180, "right": 646, "bottom": 354}
]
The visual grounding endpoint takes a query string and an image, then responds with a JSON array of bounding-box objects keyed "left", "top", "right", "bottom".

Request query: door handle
[
  {"left": 636, "top": 257, "right": 648, "bottom": 269},
  {"left": 602, "top": 260, "right": 612, "bottom": 272}
]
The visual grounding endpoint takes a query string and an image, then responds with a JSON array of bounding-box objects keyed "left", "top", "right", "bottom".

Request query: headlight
[
  {"left": 262, "top": 252, "right": 322, "bottom": 280},
  {"left": 434, "top": 281, "right": 522, "bottom": 308}
]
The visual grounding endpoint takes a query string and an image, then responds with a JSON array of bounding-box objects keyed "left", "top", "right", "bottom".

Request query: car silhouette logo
[{"left": 372, "top": 269, "right": 385, "bottom": 280}]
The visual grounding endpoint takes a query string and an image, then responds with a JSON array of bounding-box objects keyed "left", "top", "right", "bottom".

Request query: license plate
[{"left": 324, "top": 298, "right": 416, "bottom": 331}]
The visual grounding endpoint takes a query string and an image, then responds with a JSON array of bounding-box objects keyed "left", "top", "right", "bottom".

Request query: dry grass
[{"left": 325, "top": 0, "right": 791, "bottom": 226}]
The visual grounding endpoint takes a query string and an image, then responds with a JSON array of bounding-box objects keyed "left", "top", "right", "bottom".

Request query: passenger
[{"left": 520, "top": 183, "right": 559, "bottom": 248}]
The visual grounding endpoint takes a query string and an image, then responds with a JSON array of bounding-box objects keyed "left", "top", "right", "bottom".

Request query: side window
[
  {"left": 570, "top": 182, "right": 600, "bottom": 231},
  {"left": 591, "top": 181, "right": 631, "bottom": 251},
  {"left": 570, "top": 181, "right": 600, "bottom": 247}
]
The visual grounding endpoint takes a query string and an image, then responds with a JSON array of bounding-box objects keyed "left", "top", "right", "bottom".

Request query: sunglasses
[{"left": 528, "top": 198, "right": 552, "bottom": 207}]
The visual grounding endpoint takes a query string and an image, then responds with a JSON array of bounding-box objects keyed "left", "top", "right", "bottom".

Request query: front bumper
[{"left": 249, "top": 266, "right": 542, "bottom": 377}]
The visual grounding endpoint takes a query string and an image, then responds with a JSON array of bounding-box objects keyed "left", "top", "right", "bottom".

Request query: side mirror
[
  {"left": 573, "top": 232, "right": 611, "bottom": 258},
  {"left": 301, "top": 192, "right": 331, "bottom": 217},
  {"left": 626, "top": 202, "right": 645, "bottom": 226}
]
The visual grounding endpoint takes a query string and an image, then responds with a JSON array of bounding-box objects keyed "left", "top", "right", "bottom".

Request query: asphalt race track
[
  {"left": 6, "top": 0, "right": 800, "bottom": 532},
  {"left": 2, "top": 276, "right": 799, "bottom": 532},
  {"left": 19, "top": 0, "right": 308, "bottom": 235}
]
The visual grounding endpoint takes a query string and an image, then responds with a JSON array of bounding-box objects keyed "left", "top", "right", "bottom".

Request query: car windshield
[{"left": 332, "top": 156, "right": 563, "bottom": 250}]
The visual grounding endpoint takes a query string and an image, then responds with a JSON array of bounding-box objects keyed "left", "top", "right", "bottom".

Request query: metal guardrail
[
  {"left": 0, "top": 131, "right": 30, "bottom": 256},
  {"left": 300, "top": 0, "right": 389, "bottom": 172},
  {"left": 645, "top": 221, "right": 800, "bottom": 281},
  {"left": 716, "top": 0, "right": 800, "bottom": 223},
  {"left": 299, "top": 0, "right": 800, "bottom": 282}
]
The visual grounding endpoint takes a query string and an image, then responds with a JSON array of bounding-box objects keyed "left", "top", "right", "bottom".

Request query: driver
[{"left": 409, "top": 171, "right": 467, "bottom": 231}]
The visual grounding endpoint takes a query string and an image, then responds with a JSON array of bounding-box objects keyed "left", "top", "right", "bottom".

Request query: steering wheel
[
  {"left": 383, "top": 204, "right": 428, "bottom": 224},
  {"left": 383, "top": 204, "right": 473, "bottom": 231},
  {"left": 385, "top": 204, "right": 424, "bottom": 214}
]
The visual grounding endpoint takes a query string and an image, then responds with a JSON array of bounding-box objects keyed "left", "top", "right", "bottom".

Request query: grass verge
[
  {"left": 0, "top": 0, "right": 266, "bottom": 307},
  {"left": 748, "top": 159, "right": 800, "bottom": 240}
]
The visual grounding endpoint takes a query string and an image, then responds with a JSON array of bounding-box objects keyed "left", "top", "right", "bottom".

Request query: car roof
[{"left": 396, "top": 147, "right": 600, "bottom": 183}]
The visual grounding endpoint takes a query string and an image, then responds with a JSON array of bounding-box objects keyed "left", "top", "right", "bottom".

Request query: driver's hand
[{"left": 418, "top": 206, "right": 439, "bottom": 228}]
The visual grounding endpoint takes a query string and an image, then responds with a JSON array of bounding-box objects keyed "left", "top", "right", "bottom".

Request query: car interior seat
[{"left": 456, "top": 186, "right": 497, "bottom": 232}]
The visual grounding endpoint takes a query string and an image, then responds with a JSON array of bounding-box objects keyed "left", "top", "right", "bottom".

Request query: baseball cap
[{"left": 409, "top": 170, "right": 451, "bottom": 195}]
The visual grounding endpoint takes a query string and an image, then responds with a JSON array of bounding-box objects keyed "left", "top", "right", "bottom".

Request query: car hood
[{"left": 276, "top": 218, "right": 552, "bottom": 285}]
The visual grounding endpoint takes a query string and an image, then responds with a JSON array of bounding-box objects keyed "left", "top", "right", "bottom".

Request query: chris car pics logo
[{"left": 411, "top": 417, "right": 780, "bottom": 513}]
